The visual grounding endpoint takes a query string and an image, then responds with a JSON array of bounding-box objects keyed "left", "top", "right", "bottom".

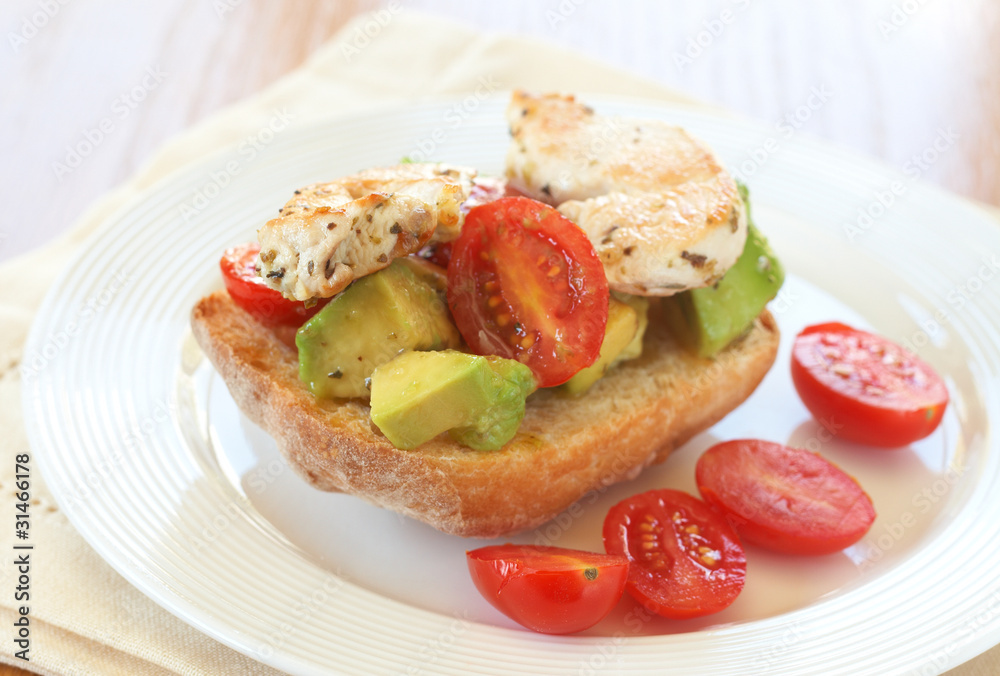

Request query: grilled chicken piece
[
  {"left": 257, "top": 163, "right": 478, "bottom": 301},
  {"left": 505, "top": 91, "right": 746, "bottom": 295}
]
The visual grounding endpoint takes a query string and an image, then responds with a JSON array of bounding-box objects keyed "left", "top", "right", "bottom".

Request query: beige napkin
[{"left": 0, "top": 9, "right": 996, "bottom": 675}]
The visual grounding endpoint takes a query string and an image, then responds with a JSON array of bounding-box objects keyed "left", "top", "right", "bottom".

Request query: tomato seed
[{"left": 832, "top": 363, "right": 854, "bottom": 377}]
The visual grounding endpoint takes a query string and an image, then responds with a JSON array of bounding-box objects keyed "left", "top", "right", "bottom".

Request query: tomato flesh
[
  {"left": 461, "top": 175, "right": 508, "bottom": 212},
  {"left": 220, "top": 242, "right": 327, "bottom": 326},
  {"left": 797, "top": 321, "right": 855, "bottom": 336},
  {"left": 466, "top": 544, "right": 629, "bottom": 634},
  {"left": 415, "top": 177, "right": 509, "bottom": 268},
  {"left": 415, "top": 242, "right": 453, "bottom": 269},
  {"left": 603, "top": 489, "right": 746, "bottom": 619},
  {"left": 447, "top": 197, "right": 609, "bottom": 387},
  {"left": 791, "top": 323, "right": 949, "bottom": 447},
  {"left": 696, "top": 439, "right": 876, "bottom": 555}
]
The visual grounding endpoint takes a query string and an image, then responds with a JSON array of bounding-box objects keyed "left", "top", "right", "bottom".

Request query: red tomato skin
[
  {"left": 447, "top": 196, "right": 609, "bottom": 387},
  {"left": 466, "top": 544, "right": 629, "bottom": 634},
  {"left": 791, "top": 324, "right": 949, "bottom": 447},
  {"left": 462, "top": 175, "right": 508, "bottom": 212},
  {"left": 797, "top": 321, "right": 856, "bottom": 336},
  {"left": 603, "top": 490, "right": 746, "bottom": 619},
  {"left": 414, "top": 242, "right": 453, "bottom": 269},
  {"left": 695, "top": 440, "right": 876, "bottom": 556},
  {"left": 220, "top": 243, "right": 326, "bottom": 327}
]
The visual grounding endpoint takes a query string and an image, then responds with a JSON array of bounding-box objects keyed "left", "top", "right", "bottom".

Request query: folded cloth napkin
[{"left": 1, "top": 8, "right": 996, "bottom": 676}]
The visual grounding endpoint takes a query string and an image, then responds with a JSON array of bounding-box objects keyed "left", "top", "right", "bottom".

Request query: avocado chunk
[
  {"left": 297, "top": 259, "right": 461, "bottom": 399},
  {"left": 666, "top": 185, "right": 784, "bottom": 357},
  {"left": 612, "top": 292, "right": 651, "bottom": 362},
  {"left": 563, "top": 297, "right": 640, "bottom": 395},
  {"left": 370, "top": 350, "right": 537, "bottom": 451}
]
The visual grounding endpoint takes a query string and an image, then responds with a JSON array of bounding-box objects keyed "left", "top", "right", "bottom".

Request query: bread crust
[{"left": 190, "top": 291, "right": 779, "bottom": 538}]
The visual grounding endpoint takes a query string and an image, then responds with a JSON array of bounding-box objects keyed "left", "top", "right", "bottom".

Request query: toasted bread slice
[{"left": 191, "top": 291, "right": 779, "bottom": 538}]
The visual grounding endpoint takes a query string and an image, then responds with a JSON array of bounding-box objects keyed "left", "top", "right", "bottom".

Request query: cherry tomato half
[
  {"left": 220, "top": 242, "right": 327, "bottom": 326},
  {"left": 791, "top": 323, "right": 949, "bottom": 447},
  {"left": 466, "top": 544, "right": 629, "bottom": 634},
  {"left": 603, "top": 489, "right": 746, "bottom": 619},
  {"left": 447, "top": 197, "right": 609, "bottom": 387},
  {"left": 696, "top": 439, "right": 876, "bottom": 555}
]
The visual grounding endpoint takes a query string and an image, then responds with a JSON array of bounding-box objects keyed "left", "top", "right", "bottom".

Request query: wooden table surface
[{"left": 3, "top": 0, "right": 999, "bottom": 673}]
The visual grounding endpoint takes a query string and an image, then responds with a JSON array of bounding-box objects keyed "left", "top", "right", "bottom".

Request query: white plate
[{"left": 22, "top": 96, "right": 1000, "bottom": 675}]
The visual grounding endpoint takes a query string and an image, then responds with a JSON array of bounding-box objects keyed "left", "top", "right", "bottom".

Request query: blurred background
[{"left": 2, "top": 0, "right": 998, "bottom": 264}]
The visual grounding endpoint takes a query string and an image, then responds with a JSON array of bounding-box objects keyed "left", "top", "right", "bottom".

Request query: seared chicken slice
[
  {"left": 257, "top": 163, "right": 478, "bottom": 301},
  {"left": 505, "top": 91, "right": 746, "bottom": 295}
]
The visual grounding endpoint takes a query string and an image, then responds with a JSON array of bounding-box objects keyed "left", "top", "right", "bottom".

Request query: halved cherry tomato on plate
[
  {"left": 220, "top": 242, "right": 327, "bottom": 326},
  {"left": 791, "top": 323, "right": 949, "bottom": 447},
  {"left": 603, "top": 489, "right": 746, "bottom": 619},
  {"left": 466, "top": 544, "right": 629, "bottom": 634},
  {"left": 695, "top": 439, "right": 876, "bottom": 555},
  {"left": 447, "top": 197, "right": 609, "bottom": 387}
]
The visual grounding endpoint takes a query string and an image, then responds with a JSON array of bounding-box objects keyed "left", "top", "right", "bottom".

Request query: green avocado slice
[{"left": 666, "top": 183, "right": 784, "bottom": 357}]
